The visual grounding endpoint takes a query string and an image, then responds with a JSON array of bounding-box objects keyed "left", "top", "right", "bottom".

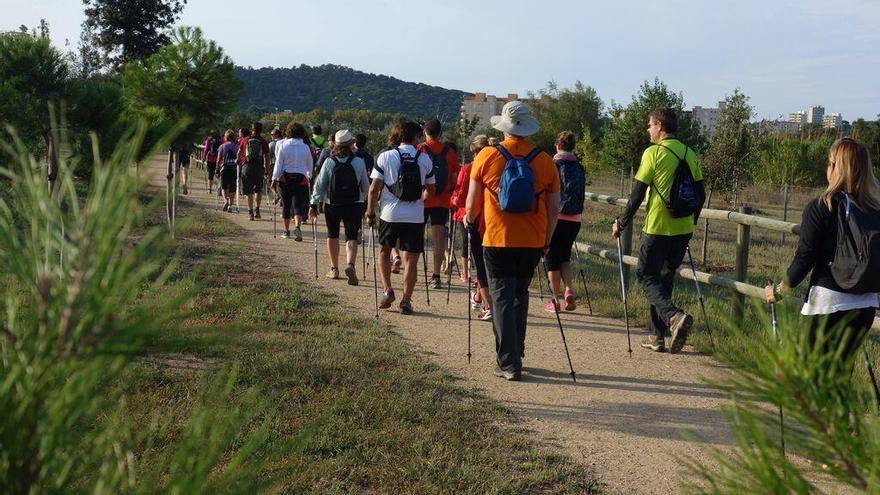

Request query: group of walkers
[{"left": 194, "top": 99, "right": 879, "bottom": 385}]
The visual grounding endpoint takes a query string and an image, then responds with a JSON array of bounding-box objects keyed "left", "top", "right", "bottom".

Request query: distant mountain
[{"left": 235, "top": 64, "right": 470, "bottom": 120}]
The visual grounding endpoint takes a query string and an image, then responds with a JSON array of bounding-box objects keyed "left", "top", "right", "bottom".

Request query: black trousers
[
  {"left": 636, "top": 232, "right": 692, "bottom": 338},
  {"left": 484, "top": 247, "right": 542, "bottom": 372}
]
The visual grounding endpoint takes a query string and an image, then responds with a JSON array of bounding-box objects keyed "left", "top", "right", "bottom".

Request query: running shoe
[
  {"left": 379, "top": 289, "right": 395, "bottom": 309},
  {"left": 254, "top": 208, "right": 261, "bottom": 219},
  {"left": 281, "top": 230, "right": 290, "bottom": 239},
  {"left": 430, "top": 274, "right": 442, "bottom": 289},
  {"left": 326, "top": 267, "right": 339, "bottom": 279},
  {"left": 563, "top": 287, "right": 576, "bottom": 311},
  {"left": 391, "top": 256, "right": 402, "bottom": 274},
  {"left": 493, "top": 366, "right": 521, "bottom": 381},
  {"left": 669, "top": 311, "right": 694, "bottom": 354},
  {"left": 293, "top": 227, "right": 303, "bottom": 242},
  {"left": 249, "top": 209, "right": 255, "bottom": 221},
  {"left": 640, "top": 335, "right": 666, "bottom": 352},
  {"left": 478, "top": 308, "right": 493, "bottom": 321},
  {"left": 543, "top": 299, "right": 561, "bottom": 313},
  {"left": 344, "top": 264, "right": 359, "bottom": 286},
  {"left": 399, "top": 299, "right": 414, "bottom": 315},
  {"left": 471, "top": 292, "right": 483, "bottom": 311}
]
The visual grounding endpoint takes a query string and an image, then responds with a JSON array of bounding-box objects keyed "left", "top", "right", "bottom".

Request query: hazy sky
[{"left": 4, "top": 0, "right": 879, "bottom": 121}]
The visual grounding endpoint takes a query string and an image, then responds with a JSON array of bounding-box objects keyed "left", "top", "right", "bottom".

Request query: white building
[
  {"left": 692, "top": 102, "right": 726, "bottom": 138},
  {"left": 460, "top": 92, "right": 519, "bottom": 130},
  {"left": 806, "top": 105, "right": 825, "bottom": 125},
  {"left": 788, "top": 111, "right": 806, "bottom": 124},
  {"left": 823, "top": 112, "right": 843, "bottom": 129}
]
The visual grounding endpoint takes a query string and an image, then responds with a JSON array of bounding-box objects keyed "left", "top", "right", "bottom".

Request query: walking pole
[
  {"left": 422, "top": 227, "right": 431, "bottom": 306},
  {"left": 447, "top": 219, "right": 457, "bottom": 304},
  {"left": 235, "top": 163, "right": 241, "bottom": 213},
  {"left": 542, "top": 256, "right": 576, "bottom": 382},
  {"left": 362, "top": 218, "right": 367, "bottom": 275},
  {"left": 536, "top": 265, "right": 545, "bottom": 301},
  {"left": 572, "top": 242, "right": 594, "bottom": 315},
  {"left": 863, "top": 349, "right": 880, "bottom": 410},
  {"left": 767, "top": 281, "right": 786, "bottom": 460},
  {"left": 272, "top": 189, "right": 277, "bottom": 238},
  {"left": 313, "top": 219, "right": 318, "bottom": 280},
  {"left": 615, "top": 220, "right": 633, "bottom": 357},
  {"left": 466, "top": 226, "right": 472, "bottom": 363},
  {"left": 371, "top": 225, "right": 379, "bottom": 322},
  {"left": 686, "top": 245, "right": 714, "bottom": 348}
]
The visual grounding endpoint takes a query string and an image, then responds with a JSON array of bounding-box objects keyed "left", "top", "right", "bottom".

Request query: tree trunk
[
  {"left": 166, "top": 149, "right": 174, "bottom": 238},
  {"left": 45, "top": 131, "right": 59, "bottom": 194},
  {"left": 701, "top": 188, "right": 713, "bottom": 266}
]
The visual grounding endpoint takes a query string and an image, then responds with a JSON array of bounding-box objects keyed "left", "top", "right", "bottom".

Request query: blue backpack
[
  {"left": 651, "top": 144, "right": 700, "bottom": 218},
  {"left": 492, "top": 145, "right": 543, "bottom": 213}
]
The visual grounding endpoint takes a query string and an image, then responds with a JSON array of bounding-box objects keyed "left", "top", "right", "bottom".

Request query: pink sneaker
[
  {"left": 564, "top": 287, "right": 576, "bottom": 311},
  {"left": 544, "top": 299, "right": 560, "bottom": 313}
]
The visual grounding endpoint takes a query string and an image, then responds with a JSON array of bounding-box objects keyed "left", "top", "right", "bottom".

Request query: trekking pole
[
  {"left": 313, "top": 219, "right": 318, "bottom": 280},
  {"left": 371, "top": 225, "right": 379, "bottom": 322},
  {"left": 863, "top": 348, "right": 880, "bottom": 411},
  {"left": 466, "top": 227, "right": 472, "bottom": 363},
  {"left": 235, "top": 163, "right": 241, "bottom": 213},
  {"left": 767, "top": 279, "right": 786, "bottom": 460},
  {"left": 572, "top": 242, "right": 593, "bottom": 315},
  {"left": 542, "top": 256, "right": 577, "bottom": 382},
  {"left": 536, "top": 265, "right": 544, "bottom": 301},
  {"left": 446, "top": 220, "right": 457, "bottom": 304},
  {"left": 272, "top": 190, "right": 277, "bottom": 238},
  {"left": 361, "top": 218, "right": 367, "bottom": 275},
  {"left": 686, "top": 245, "right": 715, "bottom": 348},
  {"left": 422, "top": 227, "right": 431, "bottom": 306},
  {"left": 615, "top": 221, "right": 633, "bottom": 358}
]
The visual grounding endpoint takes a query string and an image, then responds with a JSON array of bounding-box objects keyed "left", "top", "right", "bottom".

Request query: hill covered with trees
[{"left": 235, "top": 64, "right": 470, "bottom": 120}]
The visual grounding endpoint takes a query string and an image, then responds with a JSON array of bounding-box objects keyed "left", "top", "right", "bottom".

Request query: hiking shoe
[
  {"left": 326, "top": 267, "right": 340, "bottom": 279},
  {"left": 344, "top": 264, "right": 359, "bottom": 286},
  {"left": 379, "top": 290, "right": 395, "bottom": 309},
  {"left": 254, "top": 208, "right": 261, "bottom": 219},
  {"left": 493, "top": 366, "right": 521, "bottom": 381},
  {"left": 281, "top": 230, "right": 291, "bottom": 239},
  {"left": 249, "top": 210, "right": 255, "bottom": 221},
  {"left": 391, "top": 256, "right": 402, "bottom": 274},
  {"left": 399, "top": 299, "right": 414, "bottom": 315},
  {"left": 478, "top": 308, "right": 493, "bottom": 321},
  {"left": 564, "top": 287, "right": 576, "bottom": 311},
  {"left": 640, "top": 335, "right": 667, "bottom": 352},
  {"left": 293, "top": 227, "right": 303, "bottom": 242},
  {"left": 544, "top": 299, "right": 561, "bottom": 313},
  {"left": 669, "top": 311, "right": 694, "bottom": 354},
  {"left": 430, "top": 274, "right": 442, "bottom": 289},
  {"left": 182, "top": 184, "right": 188, "bottom": 195}
]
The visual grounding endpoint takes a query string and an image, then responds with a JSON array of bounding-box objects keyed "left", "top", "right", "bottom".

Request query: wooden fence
[{"left": 579, "top": 192, "right": 880, "bottom": 330}]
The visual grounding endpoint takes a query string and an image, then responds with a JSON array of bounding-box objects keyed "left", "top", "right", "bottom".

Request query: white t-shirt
[
  {"left": 371, "top": 144, "right": 435, "bottom": 223},
  {"left": 800, "top": 286, "right": 880, "bottom": 316}
]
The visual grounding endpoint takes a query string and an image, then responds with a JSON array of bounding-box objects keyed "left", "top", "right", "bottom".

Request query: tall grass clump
[{"left": 0, "top": 122, "right": 268, "bottom": 494}]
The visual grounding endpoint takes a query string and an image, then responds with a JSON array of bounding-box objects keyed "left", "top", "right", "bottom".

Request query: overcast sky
[{"left": 4, "top": 0, "right": 879, "bottom": 121}]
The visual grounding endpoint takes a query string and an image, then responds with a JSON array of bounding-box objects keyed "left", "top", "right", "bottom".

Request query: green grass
[{"left": 108, "top": 208, "right": 601, "bottom": 494}]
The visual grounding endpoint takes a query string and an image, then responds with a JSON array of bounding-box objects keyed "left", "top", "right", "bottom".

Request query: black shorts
[
  {"left": 325, "top": 203, "right": 365, "bottom": 240},
  {"left": 180, "top": 153, "right": 191, "bottom": 168},
  {"left": 241, "top": 164, "right": 264, "bottom": 195},
  {"left": 280, "top": 181, "right": 309, "bottom": 219},
  {"left": 207, "top": 162, "right": 217, "bottom": 181},
  {"left": 378, "top": 220, "right": 424, "bottom": 253},
  {"left": 546, "top": 220, "right": 582, "bottom": 271},
  {"left": 424, "top": 207, "right": 449, "bottom": 227},
  {"left": 220, "top": 167, "right": 237, "bottom": 193}
]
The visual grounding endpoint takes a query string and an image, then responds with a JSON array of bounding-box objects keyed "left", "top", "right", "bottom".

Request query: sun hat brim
[{"left": 490, "top": 114, "right": 540, "bottom": 137}]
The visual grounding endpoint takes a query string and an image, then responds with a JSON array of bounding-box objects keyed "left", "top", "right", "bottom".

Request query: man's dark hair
[
  {"left": 285, "top": 122, "right": 307, "bottom": 140},
  {"left": 312, "top": 124, "right": 323, "bottom": 135},
  {"left": 239, "top": 127, "right": 251, "bottom": 137},
  {"left": 401, "top": 121, "right": 423, "bottom": 143},
  {"left": 252, "top": 121, "right": 263, "bottom": 134},
  {"left": 650, "top": 108, "right": 678, "bottom": 134},
  {"left": 424, "top": 119, "right": 442, "bottom": 138},
  {"left": 355, "top": 133, "right": 367, "bottom": 148}
]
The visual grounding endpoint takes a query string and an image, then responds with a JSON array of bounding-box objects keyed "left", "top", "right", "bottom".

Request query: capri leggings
[{"left": 280, "top": 178, "right": 309, "bottom": 219}]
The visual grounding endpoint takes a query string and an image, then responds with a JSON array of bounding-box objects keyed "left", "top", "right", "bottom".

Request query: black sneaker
[
  {"left": 430, "top": 274, "right": 442, "bottom": 289},
  {"left": 640, "top": 335, "right": 666, "bottom": 352},
  {"left": 493, "top": 366, "right": 522, "bottom": 381},
  {"left": 254, "top": 208, "right": 261, "bottom": 219},
  {"left": 248, "top": 209, "right": 255, "bottom": 221},
  {"left": 669, "top": 312, "right": 694, "bottom": 354}
]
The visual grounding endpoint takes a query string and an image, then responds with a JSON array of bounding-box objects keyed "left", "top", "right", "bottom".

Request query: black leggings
[
  {"left": 280, "top": 181, "right": 309, "bottom": 219},
  {"left": 458, "top": 222, "right": 488, "bottom": 288},
  {"left": 547, "top": 220, "right": 581, "bottom": 271}
]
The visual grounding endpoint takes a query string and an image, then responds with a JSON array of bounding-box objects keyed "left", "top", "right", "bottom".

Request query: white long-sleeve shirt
[{"left": 272, "top": 138, "right": 314, "bottom": 180}]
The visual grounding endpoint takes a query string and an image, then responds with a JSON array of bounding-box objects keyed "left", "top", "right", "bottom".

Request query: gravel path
[{"left": 151, "top": 158, "right": 734, "bottom": 494}]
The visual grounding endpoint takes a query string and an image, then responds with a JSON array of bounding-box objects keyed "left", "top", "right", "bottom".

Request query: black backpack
[
  {"left": 245, "top": 137, "right": 263, "bottom": 167},
  {"left": 328, "top": 156, "right": 360, "bottom": 205},
  {"left": 830, "top": 193, "right": 880, "bottom": 293},
  {"left": 424, "top": 144, "right": 450, "bottom": 195},
  {"left": 556, "top": 158, "right": 585, "bottom": 216},
  {"left": 386, "top": 149, "right": 423, "bottom": 202},
  {"left": 651, "top": 144, "right": 700, "bottom": 218}
]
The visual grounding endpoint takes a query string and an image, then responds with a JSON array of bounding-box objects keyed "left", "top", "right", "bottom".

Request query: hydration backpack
[
  {"left": 556, "top": 158, "right": 586, "bottom": 216},
  {"left": 208, "top": 137, "right": 221, "bottom": 156},
  {"left": 386, "top": 149, "right": 423, "bottom": 202},
  {"left": 424, "top": 144, "right": 450, "bottom": 195},
  {"left": 830, "top": 193, "right": 880, "bottom": 293},
  {"left": 651, "top": 144, "right": 700, "bottom": 218},
  {"left": 328, "top": 156, "right": 360, "bottom": 205},
  {"left": 491, "top": 144, "right": 542, "bottom": 213},
  {"left": 245, "top": 137, "right": 264, "bottom": 167}
]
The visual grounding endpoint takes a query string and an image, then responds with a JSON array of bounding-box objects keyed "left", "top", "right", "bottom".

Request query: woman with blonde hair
[{"left": 766, "top": 137, "right": 880, "bottom": 365}]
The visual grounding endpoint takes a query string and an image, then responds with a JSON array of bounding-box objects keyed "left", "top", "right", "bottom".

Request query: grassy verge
[{"left": 113, "top": 208, "right": 601, "bottom": 494}]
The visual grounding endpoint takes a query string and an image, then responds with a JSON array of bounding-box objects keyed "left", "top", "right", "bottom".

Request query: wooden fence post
[{"left": 733, "top": 205, "right": 752, "bottom": 320}]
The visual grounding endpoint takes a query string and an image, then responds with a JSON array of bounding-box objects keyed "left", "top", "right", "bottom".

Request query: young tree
[
  {"left": 0, "top": 31, "right": 70, "bottom": 190},
  {"left": 83, "top": 0, "right": 187, "bottom": 70},
  {"left": 123, "top": 26, "right": 243, "bottom": 235},
  {"left": 599, "top": 78, "right": 705, "bottom": 178},
  {"left": 701, "top": 89, "right": 756, "bottom": 208}
]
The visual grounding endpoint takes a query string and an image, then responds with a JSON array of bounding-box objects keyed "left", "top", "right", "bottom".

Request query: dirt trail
[{"left": 149, "top": 158, "right": 734, "bottom": 494}]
